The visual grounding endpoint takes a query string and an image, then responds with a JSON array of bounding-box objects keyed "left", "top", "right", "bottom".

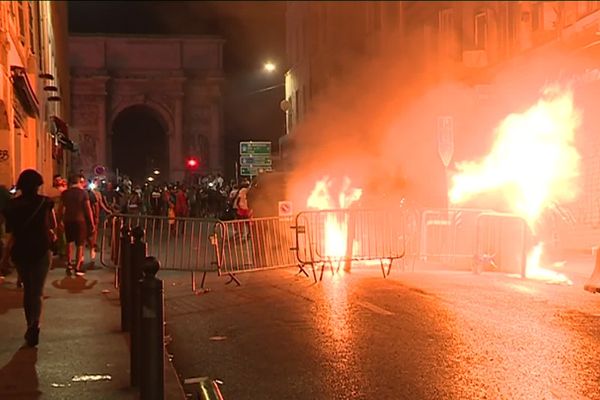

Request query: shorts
[
  {"left": 64, "top": 221, "right": 87, "bottom": 246},
  {"left": 236, "top": 208, "right": 251, "bottom": 219}
]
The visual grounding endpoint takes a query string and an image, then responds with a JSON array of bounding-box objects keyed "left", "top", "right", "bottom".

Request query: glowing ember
[
  {"left": 450, "top": 86, "right": 581, "bottom": 284},
  {"left": 307, "top": 177, "right": 362, "bottom": 259}
]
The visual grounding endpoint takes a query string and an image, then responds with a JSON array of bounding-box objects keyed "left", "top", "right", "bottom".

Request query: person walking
[
  {"left": 0, "top": 169, "right": 57, "bottom": 346},
  {"left": 48, "top": 176, "right": 68, "bottom": 262},
  {"left": 85, "top": 179, "right": 111, "bottom": 267},
  {"left": 61, "top": 175, "right": 95, "bottom": 276}
]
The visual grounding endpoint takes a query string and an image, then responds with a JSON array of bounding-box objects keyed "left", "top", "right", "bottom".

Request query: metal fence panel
[
  {"left": 418, "top": 209, "right": 487, "bottom": 267},
  {"left": 294, "top": 208, "right": 413, "bottom": 270},
  {"left": 475, "top": 212, "right": 528, "bottom": 276},
  {"left": 215, "top": 216, "right": 298, "bottom": 275},
  {"left": 101, "top": 214, "right": 219, "bottom": 272}
]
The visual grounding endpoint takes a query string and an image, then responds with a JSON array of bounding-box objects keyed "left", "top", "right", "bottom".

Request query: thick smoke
[{"left": 286, "top": 20, "right": 597, "bottom": 216}]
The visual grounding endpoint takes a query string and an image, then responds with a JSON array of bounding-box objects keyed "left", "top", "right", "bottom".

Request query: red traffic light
[{"left": 186, "top": 157, "right": 199, "bottom": 170}]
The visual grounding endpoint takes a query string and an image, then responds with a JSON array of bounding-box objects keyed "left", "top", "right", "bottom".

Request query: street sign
[
  {"left": 240, "top": 155, "right": 272, "bottom": 166},
  {"left": 278, "top": 201, "right": 293, "bottom": 217},
  {"left": 240, "top": 141, "right": 272, "bottom": 176},
  {"left": 240, "top": 141, "right": 271, "bottom": 155},
  {"left": 437, "top": 116, "right": 454, "bottom": 168},
  {"left": 240, "top": 166, "right": 273, "bottom": 176}
]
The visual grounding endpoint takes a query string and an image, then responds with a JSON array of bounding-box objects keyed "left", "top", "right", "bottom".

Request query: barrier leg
[
  {"left": 319, "top": 262, "right": 326, "bottom": 282},
  {"left": 310, "top": 263, "right": 317, "bottom": 283},
  {"left": 377, "top": 258, "right": 395, "bottom": 278},
  {"left": 200, "top": 271, "right": 207, "bottom": 289},
  {"left": 225, "top": 273, "right": 241, "bottom": 286},
  {"left": 296, "top": 264, "right": 309, "bottom": 278},
  {"left": 584, "top": 246, "right": 600, "bottom": 293}
]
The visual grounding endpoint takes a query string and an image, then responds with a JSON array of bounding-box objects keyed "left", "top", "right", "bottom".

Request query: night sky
[{"left": 68, "top": 1, "right": 286, "bottom": 178}]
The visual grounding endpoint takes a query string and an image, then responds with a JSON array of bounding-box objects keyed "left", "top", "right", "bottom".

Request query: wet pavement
[
  {"left": 162, "top": 261, "right": 600, "bottom": 400},
  {"left": 0, "top": 262, "right": 185, "bottom": 400}
]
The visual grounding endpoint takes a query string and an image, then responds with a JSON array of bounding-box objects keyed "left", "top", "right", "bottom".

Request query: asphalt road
[{"left": 161, "top": 262, "right": 600, "bottom": 400}]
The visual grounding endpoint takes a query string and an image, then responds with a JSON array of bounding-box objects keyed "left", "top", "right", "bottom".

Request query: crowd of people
[
  {"left": 0, "top": 168, "right": 254, "bottom": 347},
  {"left": 92, "top": 173, "right": 252, "bottom": 220}
]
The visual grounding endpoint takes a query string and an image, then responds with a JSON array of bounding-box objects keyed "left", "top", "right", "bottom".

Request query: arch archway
[{"left": 111, "top": 105, "right": 169, "bottom": 184}]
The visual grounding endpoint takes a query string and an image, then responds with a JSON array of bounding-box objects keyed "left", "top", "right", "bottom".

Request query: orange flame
[
  {"left": 307, "top": 177, "right": 362, "bottom": 259},
  {"left": 449, "top": 86, "right": 581, "bottom": 284}
]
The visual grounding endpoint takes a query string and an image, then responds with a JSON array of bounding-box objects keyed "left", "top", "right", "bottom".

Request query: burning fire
[
  {"left": 449, "top": 86, "right": 581, "bottom": 284},
  {"left": 307, "top": 176, "right": 362, "bottom": 259}
]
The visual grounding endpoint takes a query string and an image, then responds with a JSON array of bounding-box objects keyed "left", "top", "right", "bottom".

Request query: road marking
[{"left": 356, "top": 301, "right": 394, "bottom": 316}]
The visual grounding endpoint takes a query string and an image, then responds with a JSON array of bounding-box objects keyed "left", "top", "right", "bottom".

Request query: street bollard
[
  {"left": 130, "top": 226, "right": 147, "bottom": 387},
  {"left": 140, "top": 256, "right": 164, "bottom": 400},
  {"left": 119, "top": 225, "right": 132, "bottom": 332}
]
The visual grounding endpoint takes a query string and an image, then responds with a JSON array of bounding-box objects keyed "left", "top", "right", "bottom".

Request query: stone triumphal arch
[{"left": 69, "top": 34, "right": 224, "bottom": 181}]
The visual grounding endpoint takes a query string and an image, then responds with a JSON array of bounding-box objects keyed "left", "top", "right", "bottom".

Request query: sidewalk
[{"left": 0, "top": 261, "right": 185, "bottom": 399}]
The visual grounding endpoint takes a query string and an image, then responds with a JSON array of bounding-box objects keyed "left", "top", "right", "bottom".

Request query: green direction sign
[
  {"left": 240, "top": 141, "right": 271, "bottom": 155},
  {"left": 240, "top": 155, "right": 272, "bottom": 166},
  {"left": 240, "top": 165, "right": 273, "bottom": 176}
]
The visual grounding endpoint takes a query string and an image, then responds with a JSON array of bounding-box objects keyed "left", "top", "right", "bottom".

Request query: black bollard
[
  {"left": 130, "top": 226, "right": 147, "bottom": 387},
  {"left": 120, "top": 225, "right": 132, "bottom": 332},
  {"left": 140, "top": 256, "right": 164, "bottom": 400}
]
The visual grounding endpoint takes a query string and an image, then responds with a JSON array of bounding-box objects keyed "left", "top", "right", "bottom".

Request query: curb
[{"left": 165, "top": 345, "right": 187, "bottom": 399}]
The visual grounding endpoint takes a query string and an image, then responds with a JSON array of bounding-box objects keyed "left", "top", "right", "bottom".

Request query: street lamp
[
  {"left": 263, "top": 61, "right": 276, "bottom": 73},
  {"left": 153, "top": 169, "right": 160, "bottom": 175},
  {"left": 147, "top": 176, "right": 155, "bottom": 182}
]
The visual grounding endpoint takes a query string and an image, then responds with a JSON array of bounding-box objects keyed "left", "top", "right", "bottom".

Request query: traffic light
[{"left": 186, "top": 157, "right": 199, "bottom": 170}]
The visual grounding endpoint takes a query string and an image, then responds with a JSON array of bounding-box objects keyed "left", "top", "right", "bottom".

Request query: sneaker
[
  {"left": 66, "top": 267, "right": 72, "bottom": 276},
  {"left": 75, "top": 271, "right": 85, "bottom": 277}
]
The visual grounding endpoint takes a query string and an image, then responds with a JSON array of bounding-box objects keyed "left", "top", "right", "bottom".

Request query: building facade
[
  {"left": 69, "top": 35, "right": 225, "bottom": 183},
  {"left": 284, "top": 1, "right": 600, "bottom": 250},
  {"left": 0, "top": 1, "right": 72, "bottom": 193}
]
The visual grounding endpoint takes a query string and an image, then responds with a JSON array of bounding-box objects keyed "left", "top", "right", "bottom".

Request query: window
[
  {"left": 17, "top": 1, "right": 26, "bottom": 45},
  {"left": 507, "top": 3, "right": 519, "bottom": 51},
  {"left": 439, "top": 9, "right": 456, "bottom": 57},
  {"left": 318, "top": 5, "right": 327, "bottom": 46},
  {"left": 372, "top": 2, "right": 382, "bottom": 31},
  {"left": 474, "top": 11, "right": 487, "bottom": 50},
  {"left": 384, "top": 2, "right": 400, "bottom": 29},
  {"left": 367, "top": 2, "right": 382, "bottom": 33},
  {"left": 28, "top": 2, "right": 35, "bottom": 54},
  {"left": 532, "top": 2, "right": 542, "bottom": 31},
  {"left": 578, "top": 1, "right": 600, "bottom": 16}
]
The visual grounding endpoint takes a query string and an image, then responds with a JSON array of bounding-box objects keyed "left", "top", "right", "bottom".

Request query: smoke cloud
[{"left": 286, "top": 19, "right": 598, "bottom": 218}]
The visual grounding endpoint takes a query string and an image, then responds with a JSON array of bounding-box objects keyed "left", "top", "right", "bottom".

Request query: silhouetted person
[
  {"left": 0, "top": 169, "right": 57, "bottom": 347},
  {"left": 61, "top": 175, "right": 95, "bottom": 276}
]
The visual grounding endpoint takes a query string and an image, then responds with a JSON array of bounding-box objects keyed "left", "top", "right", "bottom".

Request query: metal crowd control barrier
[
  {"left": 100, "top": 215, "right": 123, "bottom": 268},
  {"left": 475, "top": 212, "right": 529, "bottom": 276},
  {"left": 294, "top": 208, "right": 411, "bottom": 281},
  {"left": 101, "top": 214, "right": 220, "bottom": 292},
  {"left": 214, "top": 216, "right": 300, "bottom": 285},
  {"left": 417, "top": 208, "right": 530, "bottom": 274},
  {"left": 418, "top": 208, "right": 489, "bottom": 268}
]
